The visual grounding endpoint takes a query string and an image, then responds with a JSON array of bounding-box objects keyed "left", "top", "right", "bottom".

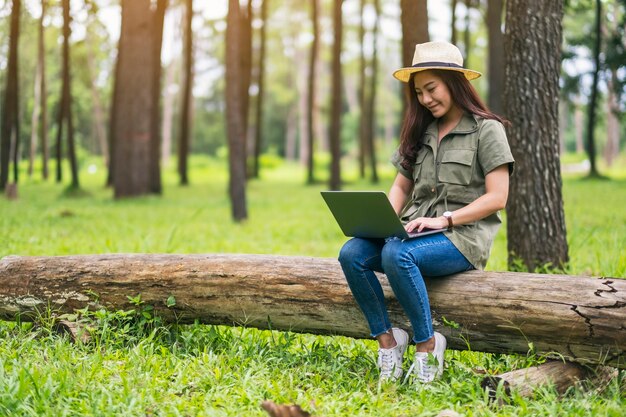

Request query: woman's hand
[{"left": 405, "top": 216, "right": 448, "bottom": 232}]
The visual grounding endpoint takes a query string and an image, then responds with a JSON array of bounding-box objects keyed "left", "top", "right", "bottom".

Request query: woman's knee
[
  {"left": 338, "top": 238, "right": 366, "bottom": 266},
  {"left": 381, "top": 239, "right": 409, "bottom": 272}
]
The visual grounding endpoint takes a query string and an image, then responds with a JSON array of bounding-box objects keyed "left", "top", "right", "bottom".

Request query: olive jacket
[{"left": 392, "top": 113, "right": 515, "bottom": 270}]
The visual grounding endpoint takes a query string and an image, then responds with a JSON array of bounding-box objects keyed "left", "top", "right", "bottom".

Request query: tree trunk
[
  {"left": 504, "top": 0, "right": 569, "bottom": 271},
  {"left": 297, "top": 48, "right": 308, "bottom": 168},
  {"left": 400, "top": 0, "right": 429, "bottom": 68},
  {"left": 306, "top": 0, "right": 319, "bottom": 185},
  {"left": 251, "top": 0, "right": 268, "bottom": 179},
  {"left": 240, "top": 1, "right": 253, "bottom": 162},
  {"left": 0, "top": 254, "right": 624, "bottom": 369},
  {"left": 85, "top": 29, "right": 109, "bottom": 170},
  {"left": 285, "top": 105, "right": 298, "bottom": 161},
  {"left": 113, "top": 0, "right": 155, "bottom": 197},
  {"left": 106, "top": 34, "right": 122, "bottom": 188},
  {"left": 40, "top": 0, "right": 49, "bottom": 180},
  {"left": 226, "top": 0, "right": 248, "bottom": 221},
  {"left": 328, "top": 0, "right": 343, "bottom": 191},
  {"left": 574, "top": 100, "right": 585, "bottom": 154},
  {"left": 28, "top": 30, "right": 42, "bottom": 178},
  {"left": 150, "top": 0, "right": 167, "bottom": 193},
  {"left": 357, "top": 0, "right": 367, "bottom": 179},
  {"left": 161, "top": 60, "right": 176, "bottom": 168},
  {"left": 585, "top": 0, "right": 602, "bottom": 178},
  {"left": 487, "top": 0, "right": 504, "bottom": 115},
  {"left": 178, "top": 0, "right": 193, "bottom": 186},
  {"left": 54, "top": 0, "right": 79, "bottom": 189},
  {"left": 0, "top": 0, "right": 20, "bottom": 191},
  {"left": 400, "top": 0, "right": 428, "bottom": 119},
  {"left": 366, "top": 0, "right": 380, "bottom": 184},
  {"left": 451, "top": 0, "right": 458, "bottom": 45},
  {"left": 463, "top": 0, "right": 471, "bottom": 64},
  {"left": 604, "top": 70, "right": 620, "bottom": 167}
]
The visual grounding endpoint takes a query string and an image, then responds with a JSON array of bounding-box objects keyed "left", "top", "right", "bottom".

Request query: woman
[{"left": 338, "top": 41, "right": 514, "bottom": 384}]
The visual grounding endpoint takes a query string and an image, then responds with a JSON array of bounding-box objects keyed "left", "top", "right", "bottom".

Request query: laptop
[{"left": 321, "top": 191, "right": 446, "bottom": 240}]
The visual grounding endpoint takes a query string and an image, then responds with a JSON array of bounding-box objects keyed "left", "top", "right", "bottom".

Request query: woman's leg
[
  {"left": 338, "top": 237, "right": 390, "bottom": 338},
  {"left": 381, "top": 234, "right": 473, "bottom": 345},
  {"left": 339, "top": 237, "right": 411, "bottom": 381}
]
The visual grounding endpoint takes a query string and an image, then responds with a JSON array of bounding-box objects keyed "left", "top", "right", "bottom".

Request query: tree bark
[
  {"left": 463, "top": 0, "right": 471, "bottom": 64},
  {"left": 400, "top": 0, "right": 428, "bottom": 119},
  {"left": 1, "top": 254, "right": 624, "bottom": 369},
  {"left": 306, "top": 0, "right": 319, "bottom": 185},
  {"left": 328, "top": 0, "right": 343, "bottom": 191},
  {"left": 0, "top": 0, "right": 20, "bottom": 191},
  {"left": 400, "top": 0, "right": 429, "bottom": 68},
  {"left": 574, "top": 99, "right": 585, "bottom": 154},
  {"left": 28, "top": 13, "right": 43, "bottom": 178},
  {"left": 487, "top": 0, "right": 504, "bottom": 115},
  {"left": 240, "top": 0, "right": 253, "bottom": 161},
  {"left": 504, "top": 0, "right": 569, "bottom": 271},
  {"left": 585, "top": 0, "right": 602, "bottom": 177},
  {"left": 106, "top": 32, "right": 122, "bottom": 188},
  {"left": 451, "top": 0, "right": 458, "bottom": 45},
  {"left": 150, "top": 0, "right": 167, "bottom": 193},
  {"left": 251, "top": 0, "right": 268, "bottom": 179},
  {"left": 113, "top": 0, "right": 155, "bottom": 197},
  {"left": 604, "top": 70, "right": 620, "bottom": 167},
  {"left": 357, "top": 0, "right": 367, "bottom": 179},
  {"left": 365, "top": 0, "right": 380, "bottom": 184},
  {"left": 85, "top": 27, "right": 109, "bottom": 170},
  {"left": 178, "top": 0, "right": 193, "bottom": 186},
  {"left": 39, "top": 0, "right": 49, "bottom": 180},
  {"left": 54, "top": 0, "right": 79, "bottom": 189},
  {"left": 161, "top": 59, "right": 177, "bottom": 168},
  {"left": 225, "top": 0, "right": 248, "bottom": 221}
]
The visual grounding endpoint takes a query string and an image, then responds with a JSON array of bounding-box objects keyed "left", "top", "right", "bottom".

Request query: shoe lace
[
  {"left": 378, "top": 348, "right": 396, "bottom": 378},
  {"left": 404, "top": 353, "right": 436, "bottom": 384}
]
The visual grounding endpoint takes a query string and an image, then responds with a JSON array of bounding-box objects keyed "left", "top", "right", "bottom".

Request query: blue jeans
[{"left": 338, "top": 234, "right": 473, "bottom": 344}]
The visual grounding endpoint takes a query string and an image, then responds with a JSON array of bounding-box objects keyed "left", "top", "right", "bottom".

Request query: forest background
[
  {"left": 0, "top": 1, "right": 625, "bottom": 416},
  {"left": 1, "top": 0, "right": 624, "bottom": 194}
]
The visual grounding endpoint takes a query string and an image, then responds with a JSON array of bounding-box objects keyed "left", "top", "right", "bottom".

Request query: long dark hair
[{"left": 398, "top": 69, "right": 509, "bottom": 171}]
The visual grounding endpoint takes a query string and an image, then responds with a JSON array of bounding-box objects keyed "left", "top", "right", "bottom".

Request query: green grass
[{"left": 1, "top": 156, "right": 625, "bottom": 416}]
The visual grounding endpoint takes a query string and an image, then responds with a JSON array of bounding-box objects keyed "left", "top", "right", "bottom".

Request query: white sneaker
[
  {"left": 405, "top": 331, "right": 446, "bottom": 383},
  {"left": 377, "top": 328, "right": 409, "bottom": 381}
]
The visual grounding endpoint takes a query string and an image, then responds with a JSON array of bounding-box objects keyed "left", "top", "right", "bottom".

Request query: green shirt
[{"left": 391, "top": 113, "right": 515, "bottom": 270}]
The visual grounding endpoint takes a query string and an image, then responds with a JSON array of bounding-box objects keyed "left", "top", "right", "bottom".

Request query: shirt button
[{"left": 431, "top": 188, "right": 435, "bottom": 193}]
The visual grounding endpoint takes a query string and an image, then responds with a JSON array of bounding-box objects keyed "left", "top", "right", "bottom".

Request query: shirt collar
[{"left": 424, "top": 112, "right": 480, "bottom": 146}]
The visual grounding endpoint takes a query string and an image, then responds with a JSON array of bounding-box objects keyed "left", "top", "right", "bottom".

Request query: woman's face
[{"left": 413, "top": 71, "right": 456, "bottom": 119}]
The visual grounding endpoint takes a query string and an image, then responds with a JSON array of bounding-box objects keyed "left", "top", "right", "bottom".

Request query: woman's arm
[
  {"left": 388, "top": 173, "right": 413, "bottom": 215},
  {"left": 406, "top": 164, "right": 510, "bottom": 232}
]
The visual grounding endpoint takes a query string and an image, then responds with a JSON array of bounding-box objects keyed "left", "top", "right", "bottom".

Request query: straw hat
[{"left": 393, "top": 41, "right": 482, "bottom": 83}]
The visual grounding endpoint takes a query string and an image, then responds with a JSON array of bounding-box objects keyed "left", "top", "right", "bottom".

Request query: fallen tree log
[
  {"left": 480, "top": 361, "right": 619, "bottom": 401},
  {"left": 481, "top": 361, "right": 587, "bottom": 400},
  {"left": 0, "top": 254, "right": 624, "bottom": 368}
]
